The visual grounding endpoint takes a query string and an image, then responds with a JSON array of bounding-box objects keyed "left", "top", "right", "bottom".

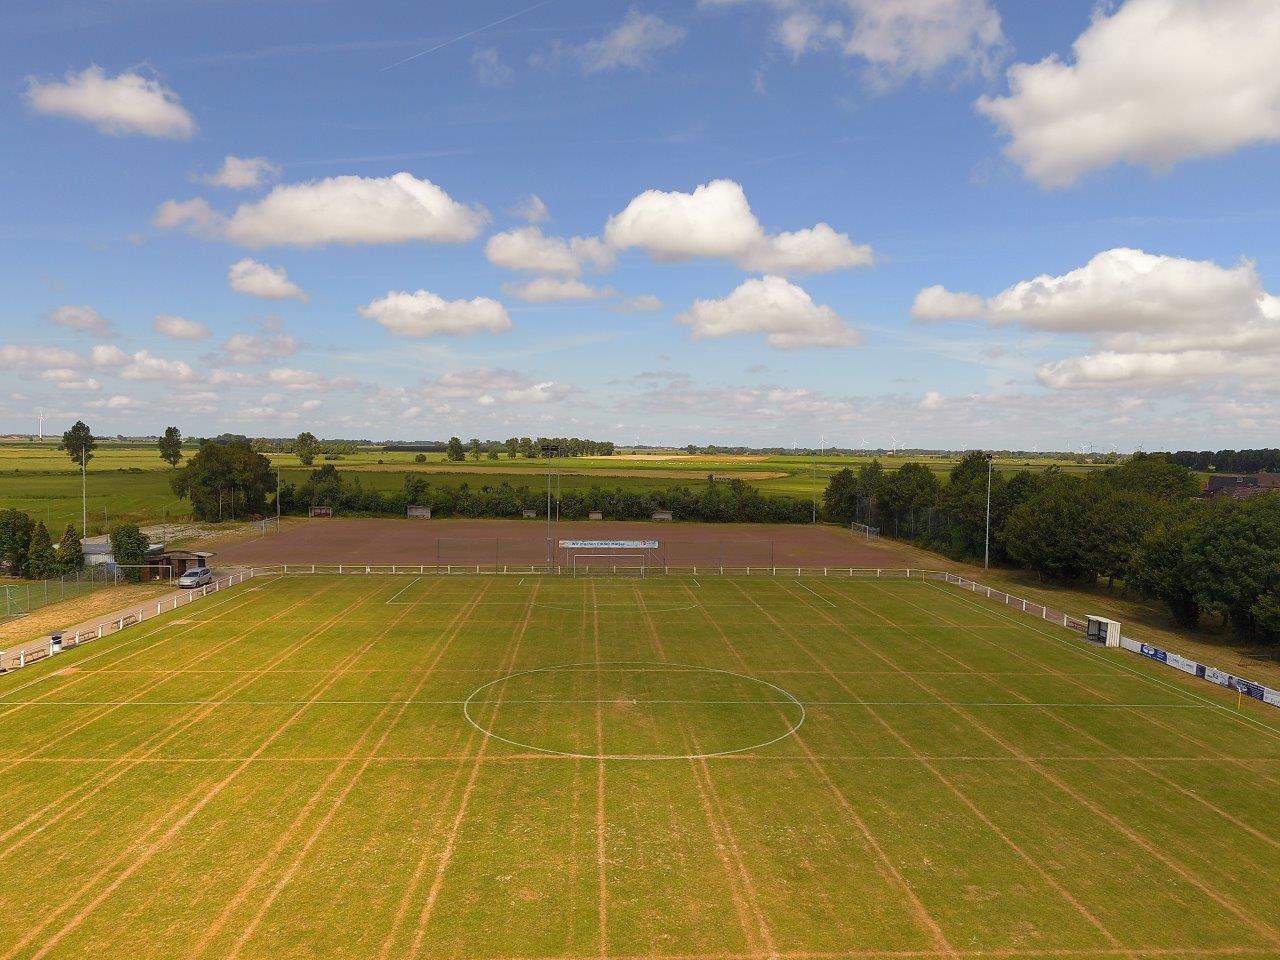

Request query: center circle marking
[{"left": 462, "top": 661, "right": 806, "bottom": 760}]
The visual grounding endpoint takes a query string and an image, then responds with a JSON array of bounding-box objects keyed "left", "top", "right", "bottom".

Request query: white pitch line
[
  {"left": 0, "top": 698, "right": 1214, "bottom": 709},
  {"left": 385, "top": 576, "right": 423, "bottom": 604},
  {"left": 794, "top": 579, "right": 836, "bottom": 607}
]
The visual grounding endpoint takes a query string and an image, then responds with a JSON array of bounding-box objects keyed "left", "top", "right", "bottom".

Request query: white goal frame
[{"left": 569, "top": 552, "right": 648, "bottom": 577}]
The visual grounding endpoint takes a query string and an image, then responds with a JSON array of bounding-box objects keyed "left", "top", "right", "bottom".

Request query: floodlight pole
[
  {"left": 541, "top": 443, "right": 560, "bottom": 565},
  {"left": 80, "top": 449, "right": 87, "bottom": 537},
  {"left": 984, "top": 452, "right": 993, "bottom": 571}
]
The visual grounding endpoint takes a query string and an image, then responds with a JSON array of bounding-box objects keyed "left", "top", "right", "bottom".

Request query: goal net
[
  {"left": 309, "top": 506, "right": 333, "bottom": 518},
  {"left": 569, "top": 553, "right": 648, "bottom": 577}
]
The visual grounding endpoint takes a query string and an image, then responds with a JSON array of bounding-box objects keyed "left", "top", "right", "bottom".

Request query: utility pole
[
  {"left": 540, "top": 442, "right": 561, "bottom": 565},
  {"left": 80, "top": 449, "right": 87, "bottom": 537},
  {"left": 984, "top": 452, "right": 994, "bottom": 571}
]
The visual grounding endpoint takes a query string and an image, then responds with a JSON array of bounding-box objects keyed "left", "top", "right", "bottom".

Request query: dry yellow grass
[{"left": 0, "top": 582, "right": 173, "bottom": 645}]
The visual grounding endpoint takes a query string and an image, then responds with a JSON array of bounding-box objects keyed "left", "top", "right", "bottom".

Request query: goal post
[
  {"left": 569, "top": 553, "right": 648, "bottom": 577},
  {"left": 559, "top": 539, "right": 659, "bottom": 576},
  {"left": 309, "top": 506, "right": 333, "bottom": 518}
]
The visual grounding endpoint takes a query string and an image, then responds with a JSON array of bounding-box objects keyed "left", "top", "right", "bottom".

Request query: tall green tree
[
  {"left": 109, "top": 522, "right": 150, "bottom": 582},
  {"left": 446, "top": 437, "right": 465, "bottom": 462},
  {"left": 54, "top": 523, "right": 83, "bottom": 573},
  {"left": 158, "top": 426, "right": 183, "bottom": 467},
  {"left": 170, "top": 437, "right": 277, "bottom": 521},
  {"left": 27, "top": 522, "right": 58, "bottom": 580},
  {"left": 59, "top": 420, "right": 96, "bottom": 466},
  {"left": 0, "top": 509, "right": 35, "bottom": 577},
  {"left": 822, "top": 468, "right": 859, "bottom": 522},
  {"left": 505, "top": 437, "right": 519, "bottom": 459},
  {"left": 1000, "top": 474, "right": 1098, "bottom": 582},
  {"left": 293, "top": 431, "right": 319, "bottom": 467}
]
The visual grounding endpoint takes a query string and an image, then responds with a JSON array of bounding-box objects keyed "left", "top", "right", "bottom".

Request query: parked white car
[{"left": 177, "top": 568, "right": 214, "bottom": 588}]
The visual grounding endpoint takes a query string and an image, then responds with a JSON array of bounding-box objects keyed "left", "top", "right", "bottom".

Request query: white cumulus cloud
[
  {"left": 215, "top": 333, "right": 300, "bottom": 365},
  {"left": 485, "top": 226, "right": 614, "bottom": 276},
  {"left": 24, "top": 66, "right": 196, "bottom": 139},
  {"left": 359, "top": 290, "right": 512, "bottom": 338},
  {"left": 153, "top": 314, "right": 210, "bottom": 341},
  {"left": 47, "top": 305, "right": 112, "bottom": 336},
  {"left": 978, "top": 0, "right": 1280, "bottom": 187},
  {"left": 197, "top": 155, "right": 280, "bottom": 190},
  {"left": 120, "top": 350, "right": 195, "bottom": 382},
  {"left": 514, "top": 194, "right": 550, "bottom": 223},
  {"left": 564, "top": 10, "right": 687, "bottom": 74},
  {"left": 675, "top": 275, "right": 862, "bottom": 349},
  {"left": 914, "top": 247, "right": 1280, "bottom": 389},
  {"left": 502, "top": 277, "right": 615, "bottom": 302},
  {"left": 228, "top": 258, "right": 309, "bottom": 302},
  {"left": 605, "top": 179, "right": 872, "bottom": 274},
  {"left": 155, "top": 173, "right": 486, "bottom": 248}
]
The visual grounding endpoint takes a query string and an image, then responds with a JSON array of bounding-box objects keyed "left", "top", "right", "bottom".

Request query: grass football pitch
[{"left": 1, "top": 574, "right": 1278, "bottom": 960}]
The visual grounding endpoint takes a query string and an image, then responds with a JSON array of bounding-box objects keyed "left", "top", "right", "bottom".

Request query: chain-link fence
[{"left": 1, "top": 566, "right": 139, "bottom": 622}]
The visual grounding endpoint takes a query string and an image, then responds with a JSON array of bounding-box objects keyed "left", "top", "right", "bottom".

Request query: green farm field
[
  {"left": 1, "top": 573, "right": 1278, "bottom": 960},
  {"left": 0, "top": 441, "right": 1114, "bottom": 531}
]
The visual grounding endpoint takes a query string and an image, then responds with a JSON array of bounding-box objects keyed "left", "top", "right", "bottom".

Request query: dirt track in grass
[{"left": 211, "top": 519, "right": 902, "bottom": 568}]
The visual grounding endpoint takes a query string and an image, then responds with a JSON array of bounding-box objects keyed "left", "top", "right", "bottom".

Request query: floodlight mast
[
  {"left": 540, "top": 442, "right": 561, "bottom": 564},
  {"left": 984, "top": 452, "right": 994, "bottom": 570}
]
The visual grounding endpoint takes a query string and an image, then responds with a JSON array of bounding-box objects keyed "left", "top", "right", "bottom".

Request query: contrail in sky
[{"left": 381, "top": 0, "right": 559, "bottom": 71}]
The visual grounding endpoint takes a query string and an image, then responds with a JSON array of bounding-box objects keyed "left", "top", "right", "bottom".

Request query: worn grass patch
[{"left": 1, "top": 573, "right": 1278, "bottom": 960}]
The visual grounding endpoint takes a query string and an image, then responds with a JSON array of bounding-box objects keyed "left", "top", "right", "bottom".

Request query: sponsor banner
[
  {"left": 1119, "top": 636, "right": 1142, "bottom": 654},
  {"left": 1204, "top": 666, "right": 1232, "bottom": 689},
  {"left": 1164, "top": 651, "right": 1201, "bottom": 676},
  {"left": 1231, "top": 678, "right": 1267, "bottom": 702},
  {"left": 1265, "top": 687, "right": 1280, "bottom": 709},
  {"left": 558, "top": 540, "right": 659, "bottom": 550},
  {"left": 1139, "top": 643, "right": 1168, "bottom": 664}
]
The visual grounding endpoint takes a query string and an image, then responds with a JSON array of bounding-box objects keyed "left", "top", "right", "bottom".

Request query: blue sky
[{"left": 2, "top": 0, "right": 1278, "bottom": 450}]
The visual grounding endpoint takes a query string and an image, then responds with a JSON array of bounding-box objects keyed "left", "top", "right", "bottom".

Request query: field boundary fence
[
  {"left": 6, "top": 561, "right": 1277, "bottom": 715},
  {"left": 940, "top": 572, "right": 1280, "bottom": 714},
  {"left": 1, "top": 566, "right": 150, "bottom": 624},
  {"left": 0, "top": 567, "right": 262, "bottom": 674}
]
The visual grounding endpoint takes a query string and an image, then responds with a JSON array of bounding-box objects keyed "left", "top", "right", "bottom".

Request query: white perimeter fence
[
  {"left": 2, "top": 562, "right": 1277, "bottom": 714},
  {"left": 0, "top": 568, "right": 262, "bottom": 673},
  {"left": 941, "top": 572, "right": 1280, "bottom": 714}
]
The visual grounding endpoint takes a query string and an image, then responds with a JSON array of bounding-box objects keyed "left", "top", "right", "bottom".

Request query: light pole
[
  {"left": 80, "top": 449, "right": 87, "bottom": 537},
  {"left": 540, "top": 443, "right": 560, "bottom": 565},
  {"left": 984, "top": 452, "right": 994, "bottom": 571}
]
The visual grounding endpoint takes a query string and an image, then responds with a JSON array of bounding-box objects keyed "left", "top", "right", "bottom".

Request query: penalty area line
[{"left": 385, "top": 577, "right": 422, "bottom": 604}]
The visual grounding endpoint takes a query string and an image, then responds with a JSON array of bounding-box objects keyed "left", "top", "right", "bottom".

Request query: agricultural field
[
  {"left": 1, "top": 573, "right": 1277, "bottom": 960},
  {"left": 0, "top": 441, "right": 1113, "bottom": 531}
]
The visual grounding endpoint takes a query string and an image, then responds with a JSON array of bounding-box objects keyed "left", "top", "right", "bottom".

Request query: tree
[
  {"left": 469, "top": 438, "right": 482, "bottom": 461},
  {"left": 293, "top": 431, "right": 319, "bottom": 467},
  {"left": 109, "top": 522, "right": 150, "bottom": 581},
  {"left": 0, "top": 509, "right": 35, "bottom": 577},
  {"left": 505, "top": 437, "right": 519, "bottom": 459},
  {"left": 59, "top": 420, "right": 96, "bottom": 467},
  {"left": 27, "top": 522, "right": 58, "bottom": 580},
  {"left": 486, "top": 449, "right": 499, "bottom": 460},
  {"left": 414, "top": 453, "right": 427, "bottom": 464},
  {"left": 54, "top": 523, "right": 83, "bottom": 573},
  {"left": 158, "top": 426, "right": 183, "bottom": 467},
  {"left": 822, "top": 468, "right": 859, "bottom": 522},
  {"left": 1001, "top": 474, "right": 1098, "bottom": 582},
  {"left": 170, "top": 437, "right": 277, "bottom": 521},
  {"left": 446, "top": 437, "right": 465, "bottom": 462}
]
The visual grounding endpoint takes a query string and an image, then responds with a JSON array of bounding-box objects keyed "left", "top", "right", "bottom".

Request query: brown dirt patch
[{"left": 212, "top": 519, "right": 900, "bottom": 569}]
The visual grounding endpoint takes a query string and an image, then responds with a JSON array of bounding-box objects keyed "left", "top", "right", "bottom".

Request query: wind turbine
[
  {"left": 889, "top": 434, "right": 901, "bottom": 456},
  {"left": 37, "top": 409, "right": 45, "bottom": 440}
]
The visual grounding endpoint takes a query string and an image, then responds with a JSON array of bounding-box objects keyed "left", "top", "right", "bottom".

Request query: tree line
[
  {"left": 443, "top": 436, "right": 617, "bottom": 462},
  {"left": 277, "top": 466, "right": 808, "bottom": 523},
  {"left": 823, "top": 452, "right": 1279, "bottom": 643},
  {"left": 1167, "top": 449, "right": 1280, "bottom": 473}
]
